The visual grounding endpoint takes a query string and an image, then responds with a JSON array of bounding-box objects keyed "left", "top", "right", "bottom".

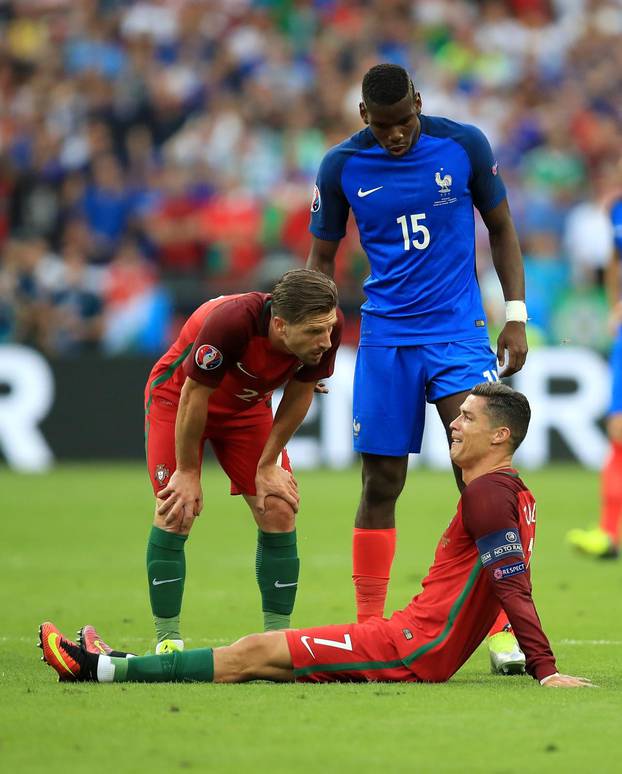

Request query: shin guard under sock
[
  {"left": 255, "top": 529, "right": 299, "bottom": 629},
  {"left": 102, "top": 648, "right": 214, "bottom": 683},
  {"left": 146, "top": 526, "right": 187, "bottom": 641}
]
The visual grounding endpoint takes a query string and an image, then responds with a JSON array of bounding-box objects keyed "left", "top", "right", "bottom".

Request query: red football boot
[{"left": 38, "top": 622, "right": 95, "bottom": 682}]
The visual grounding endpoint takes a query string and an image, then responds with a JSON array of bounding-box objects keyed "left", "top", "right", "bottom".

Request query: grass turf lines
[{"left": 2, "top": 464, "right": 621, "bottom": 773}]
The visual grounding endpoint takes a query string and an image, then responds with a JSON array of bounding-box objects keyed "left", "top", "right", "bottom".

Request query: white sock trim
[{"left": 96, "top": 655, "right": 116, "bottom": 682}]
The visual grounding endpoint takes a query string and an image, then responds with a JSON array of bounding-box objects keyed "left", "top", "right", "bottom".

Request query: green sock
[
  {"left": 146, "top": 526, "right": 188, "bottom": 642},
  {"left": 110, "top": 657, "right": 129, "bottom": 681},
  {"left": 255, "top": 529, "right": 299, "bottom": 630},
  {"left": 110, "top": 649, "right": 214, "bottom": 683}
]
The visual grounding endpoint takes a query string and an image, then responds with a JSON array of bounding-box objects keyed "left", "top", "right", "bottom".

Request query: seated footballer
[{"left": 39, "top": 383, "right": 591, "bottom": 688}]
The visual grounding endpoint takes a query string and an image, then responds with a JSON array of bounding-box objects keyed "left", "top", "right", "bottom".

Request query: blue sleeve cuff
[{"left": 309, "top": 225, "right": 346, "bottom": 241}]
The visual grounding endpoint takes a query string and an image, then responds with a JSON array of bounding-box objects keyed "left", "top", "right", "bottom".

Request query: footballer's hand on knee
[
  {"left": 314, "top": 381, "right": 329, "bottom": 394},
  {"left": 255, "top": 464, "right": 299, "bottom": 514},
  {"left": 157, "top": 471, "right": 203, "bottom": 522},
  {"left": 164, "top": 499, "right": 201, "bottom": 530},
  {"left": 542, "top": 673, "right": 595, "bottom": 688},
  {"left": 155, "top": 501, "right": 198, "bottom": 534},
  {"left": 179, "top": 503, "right": 199, "bottom": 533}
]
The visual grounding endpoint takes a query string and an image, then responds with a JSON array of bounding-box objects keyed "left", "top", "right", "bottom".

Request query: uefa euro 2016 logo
[
  {"left": 195, "top": 344, "right": 223, "bottom": 370},
  {"left": 311, "top": 185, "right": 321, "bottom": 213}
]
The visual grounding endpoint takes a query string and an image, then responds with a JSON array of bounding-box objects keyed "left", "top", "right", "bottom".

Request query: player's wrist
[
  {"left": 539, "top": 672, "right": 560, "bottom": 685},
  {"left": 505, "top": 300, "right": 527, "bottom": 323},
  {"left": 175, "top": 465, "right": 201, "bottom": 476},
  {"left": 257, "top": 459, "right": 278, "bottom": 470}
]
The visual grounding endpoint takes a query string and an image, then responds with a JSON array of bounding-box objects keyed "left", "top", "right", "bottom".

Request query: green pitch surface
[{"left": 2, "top": 464, "right": 621, "bottom": 773}]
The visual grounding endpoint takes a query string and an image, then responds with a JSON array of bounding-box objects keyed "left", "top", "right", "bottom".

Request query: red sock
[
  {"left": 601, "top": 441, "right": 622, "bottom": 545},
  {"left": 488, "top": 610, "right": 512, "bottom": 637},
  {"left": 352, "top": 528, "right": 396, "bottom": 623}
]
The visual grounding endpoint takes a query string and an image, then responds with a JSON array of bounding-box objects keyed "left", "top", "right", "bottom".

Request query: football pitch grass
[{"left": 2, "top": 464, "right": 621, "bottom": 773}]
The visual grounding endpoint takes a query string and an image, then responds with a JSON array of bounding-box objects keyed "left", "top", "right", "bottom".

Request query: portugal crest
[{"left": 155, "top": 464, "right": 170, "bottom": 485}]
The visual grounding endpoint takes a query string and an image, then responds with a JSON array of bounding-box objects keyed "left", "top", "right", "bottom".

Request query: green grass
[{"left": 1, "top": 464, "right": 621, "bottom": 773}]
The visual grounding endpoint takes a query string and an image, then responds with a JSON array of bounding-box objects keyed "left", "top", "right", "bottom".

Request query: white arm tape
[{"left": 505, "top": 300, "right": 528, "bottom": 323}]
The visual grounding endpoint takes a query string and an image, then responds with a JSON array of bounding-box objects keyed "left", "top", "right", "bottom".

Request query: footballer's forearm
[
  {"left": 306, "top": 237, "right": 339, "bottom": 278},
  {"left": 489, "top": 227, "right": 525, "bottom": 301},
  {"left": 484, "top": 200, "right": 525, "bottom": 301},
  {"left": 258, "top": 381, "right": 315, "bottom": 467},
  {"left": 486, "top": 569, "right": 557, "bottom": 681},
  {"left": 175, "top": 378, "right": 213, "bottom": 473}
]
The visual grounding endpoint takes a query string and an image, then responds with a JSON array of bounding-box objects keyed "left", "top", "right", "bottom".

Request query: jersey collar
[
  {"left": 259, "top": 297, "right": 272, "bottom": 337},
  {"left": 494, "top": 467, "right": 520, "bottom": 479}
]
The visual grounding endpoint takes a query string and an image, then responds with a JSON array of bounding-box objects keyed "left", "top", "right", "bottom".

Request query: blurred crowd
[{"left": 1, "top": 0, "right": 621, "bottom": 356}]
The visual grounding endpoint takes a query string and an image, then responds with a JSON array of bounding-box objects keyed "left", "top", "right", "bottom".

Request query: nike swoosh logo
[
  {"left": 300, "top": 635, "right": 315, "bottom": 659},
  {"left": 93, "top": 639, "right": 107, "bottom": 655},
  {"left": 48, "top": 632, "right": 74, "bottom": 675},
  {"left": 357, "top": 186, "right": 383, "bottom": 198},
  {"left": 236, "top": 362, "right": 258, "bottom": 378},
  {"left": 152, "top": 577, "right": 182, "bottom": 586},
  {"left": 274, "top": 580, "right": 298, "bottom": 588}
]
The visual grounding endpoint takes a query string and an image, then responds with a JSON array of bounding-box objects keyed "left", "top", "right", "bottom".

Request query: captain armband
[{"left": 475, "top": 528, "right": 525, "bottom": 568}]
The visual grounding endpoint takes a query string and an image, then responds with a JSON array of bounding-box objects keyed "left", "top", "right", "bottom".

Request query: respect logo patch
[{"left": 492, "top": 561, "right": 526, "bottom": 581}]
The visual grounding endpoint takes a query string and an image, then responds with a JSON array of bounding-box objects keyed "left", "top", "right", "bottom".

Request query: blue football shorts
[
  {"left": 610, "top": 326, "right": 622, "bottom": 415},
  {"left": 353, "top": 338, "right": 498, "bottom": 456}
]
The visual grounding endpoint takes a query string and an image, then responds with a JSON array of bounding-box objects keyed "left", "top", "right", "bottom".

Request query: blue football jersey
[
  {"left": 611, "top": 199, "right": 622, "bottom": 261},
  {"left": 310, "top": 115, "right": 506, "bottom": 345}
]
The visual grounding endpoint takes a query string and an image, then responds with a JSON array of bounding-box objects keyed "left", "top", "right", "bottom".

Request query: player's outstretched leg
[
  {"left": 213, "top": 632, "right": 294, "bottom": 683},
  {"left": 40, "top": 621, "right": 215, "bottom": 683},
  {"left": 40, "top": 625, "right": 292, "bottom": 684}
]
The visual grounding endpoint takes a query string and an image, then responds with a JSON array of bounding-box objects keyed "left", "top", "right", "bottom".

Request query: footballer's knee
[
  {"left": 215, "top": 632, "right": 292, "bottom": 683},
  {"left": 256, "top": 495, "right": 296, "bottom": 532},
  {"left": 223, "top": 633, "right": 270, "bottom": 680},
  {"left": 152, "top": 499, "right": 194, "bottom": 536},
  {"left": 607, "top": 413, "right": 622, "bottom": 443},
  {"left": 357, "top": 457, "right": 408, "bottom": 528},
  {"left": 361, "top": 456, "right": 408, "bottom": 506}
]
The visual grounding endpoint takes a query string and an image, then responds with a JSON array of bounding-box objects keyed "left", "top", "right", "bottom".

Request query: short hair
[
  {"left": 469, "top": 382, "right": 531, "bottom": 452},
  {"left": 362, "top": 63, "right": 412, "bottom": 106},
  {"left": 271, "top": 269, "right": 338, "bottom": 325}
]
